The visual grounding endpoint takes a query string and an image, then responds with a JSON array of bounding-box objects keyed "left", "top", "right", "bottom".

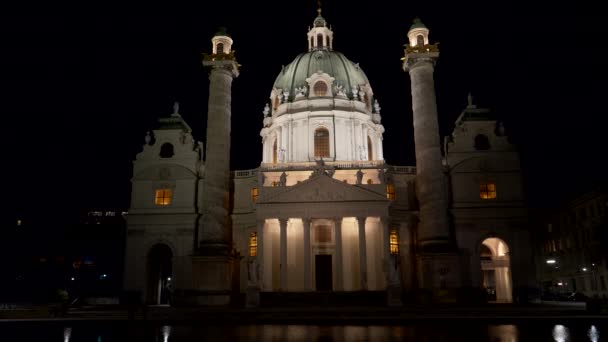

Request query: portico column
[
  {"left": 357, "top": 217, "right": 368, "bottom": 290},
  {"left": 334, "top": 217, "right": 343, "bottom": 291},
  {"left": 279, "top": 218, "right": 288, "bottom": 291},
  {"left": 256, "top": 219, "right": 265, "bottom": 290},
  {"left": 302, "top": 218, "right": 312, "bottom": 291}
]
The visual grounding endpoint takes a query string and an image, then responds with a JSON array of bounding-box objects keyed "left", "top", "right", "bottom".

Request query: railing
[
  {"left": 259, "top": 160, "right": 385, "bottom": 171},
  {"left": 233, "top": 168, "right": 258, "bottom": 178}
]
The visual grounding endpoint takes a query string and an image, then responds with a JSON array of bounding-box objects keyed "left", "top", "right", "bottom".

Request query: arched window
[
  {"left": 317, "top": 34, "right": 323, "bottom": 48},
  {"left": 367, "top": 136, "right": 373, "bottom": 161},
  {"left": 216, "top": 42, "right": 224, "bottom": 54},
  {"left": 416, "top": 35, "right": 424, "bottom": 47},
  {"left": 313, "top": 81, "right": 328, "bottom": 96},
  {"left": 474, "top": 134, "right": 491, "bottom": 150},
  {"left": 272, "top": 140, "right": 278, "bottom": 164},
  {"left": 159, "top": 143, "right": 174, "bottom": 158},
  {"left": 314, "top": 127, "right": 330, "bottom": 158}
]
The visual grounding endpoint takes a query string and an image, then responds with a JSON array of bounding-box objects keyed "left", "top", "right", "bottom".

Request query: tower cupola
[
  {"left": 211, "top": 27, "right": 233, "bottom": 55},
  {"left": 307, "top": 5, "right": 333, "bottom": 51},
  {"left": 407, "top": 17, "right": 430, "bottom": 47}
]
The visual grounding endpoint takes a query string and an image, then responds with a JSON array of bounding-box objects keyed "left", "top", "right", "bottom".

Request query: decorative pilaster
[
  {"left": 303, "top": 218, "right": 312, "bottom": 291},
  {"left": 334, "top": 217, "right": 343, "bottom": 291},
  {"left": 279, "top": 218, "right": 288, "bottom": 291},
  {"left": 357, "top": 217, "right": 368, "bottom": 290}
]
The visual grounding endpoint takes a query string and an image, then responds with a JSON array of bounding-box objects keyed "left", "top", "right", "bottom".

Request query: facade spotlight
[
  {"left": 582, "top": 267, "right": 588, "bottom": 272},
  {"left": 546, "top": 259, "right": 556, "bottom": 264}
]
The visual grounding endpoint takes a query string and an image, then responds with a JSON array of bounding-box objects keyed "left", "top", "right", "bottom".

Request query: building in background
[{"left": 534, "top": 187, "right": 608, "bottom": 299}]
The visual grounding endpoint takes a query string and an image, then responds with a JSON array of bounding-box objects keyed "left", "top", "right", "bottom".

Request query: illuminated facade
[{"left": 123, "top": 12, "right": 533, "bottom": 306}]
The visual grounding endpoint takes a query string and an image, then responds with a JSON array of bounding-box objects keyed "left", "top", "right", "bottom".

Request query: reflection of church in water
[{"left": 123, "top": 9, "right": 534, "bottom": 306}]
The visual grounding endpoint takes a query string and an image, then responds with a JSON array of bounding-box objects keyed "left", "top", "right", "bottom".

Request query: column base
[
  {"left": 386, "top": 285, "right": 402, "bottom": 307},
  {"left": 245, "top": 286, "right": 261, "bottom": 308},
  {"left": 180, "top": 254, "right": 236, "bottom": 306},
  {"left": 416, "top": 252, "right": 462, "bottom": 303}
]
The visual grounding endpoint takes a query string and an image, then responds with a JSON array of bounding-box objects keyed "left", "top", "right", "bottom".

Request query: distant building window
[
  {"left": 390, "top": 230, "right": 399, "bottom": 255},
  {"left": 315, "top": 225, "right": 332, "bottom": 243},
  {"left": 216, "top": 42, "right": 224, "bottom": 54},
  {"left": 474, "top": 134, "right": 490, "bottom": 150},
  {"left": 416, "top": 35, "right": 424, "bottom": 46},
  {"left": 387, "top": 184, "right": 396, "bottom": 200},
  {"left": 160, "top": 143, "right": 174, "bottom": 158},
  {"left": 251, "top": 187, "right": 259, "bottom": 203},
  {"left": 155, "top": 189, "right": 172, "bottom": 206},
  {"left": 367, "top": 136, "right": 373, "bottom": 161},
  {"left": 314, "top": 127, "right": 330, "bottom": 158},
  {"left": 16, "top": 219, "right": 22, "bottom": 226},
  {"left": 313, "top": 81, "right": 328, "bottom": 97},
  {"left": 249, "top": 232, "right": 258, "bottom": 257},
  {"left": 480, "top": 182, "right": 497, "bottom": 199}
]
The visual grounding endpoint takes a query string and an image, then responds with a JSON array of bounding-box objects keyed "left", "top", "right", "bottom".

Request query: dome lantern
[
  {"left": 211, "top": 26, "right": 233, "bottom": 55},
  {"left": 407, "top": 17, "right": 430, "bottom": 47},
  {"left": 307, "top": 4, "right": 333, "bottom": 51}
]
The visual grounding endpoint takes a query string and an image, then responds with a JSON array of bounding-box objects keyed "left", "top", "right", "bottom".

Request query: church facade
[{"left": 123, "top": 12, "right": 534, "bottom": 306}]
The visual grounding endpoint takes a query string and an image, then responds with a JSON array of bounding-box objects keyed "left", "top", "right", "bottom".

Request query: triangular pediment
[{"left": 259, "top": 174, "right": 388, "bottom": 204}]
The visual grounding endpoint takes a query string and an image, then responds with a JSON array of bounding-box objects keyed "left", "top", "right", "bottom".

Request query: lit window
[
  {"left": 387, "top": 184, "right": 396, "bottom": 200},
  {"left": 390, "top": 230, "right": 399, "bottom": 255},
  {"left": 216, "top": 42, "right": 224, "bottom": 54},
  {"left": 251, "top": 187, "right": 259, "bottom": 203},
  {"left": 314, "top": 128, "right": 330, "bottom": 158},
  {"left": 249, "top": 232, "right": 258, "bottom": 257},
  {"left": 480, "top": 182, "right": 496, "bottom": 199},
  {"left": 155, "top": 189, "right": 172, "bottom": 206},
  {"left": 16, "top": 219, "right": 22, "bottom": 226},
  {"left": 313, "top": 81, "right": 328, "bottom": 96}
]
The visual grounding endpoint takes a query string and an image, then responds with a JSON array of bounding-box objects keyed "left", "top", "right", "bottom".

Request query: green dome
[
  {"left": 313, "top": 15, "right": 326, "bottom": 27},
  {"left": 409, "top": 18, "right": 427, "bottom": 30},
  {"left": 273, "top": 50, "right": 370, "bottom": 100}
]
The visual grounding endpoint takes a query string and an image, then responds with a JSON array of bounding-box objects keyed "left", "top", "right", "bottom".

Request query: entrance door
[{"left": 315, "top": 255, "right": 333, "bottom": 291}]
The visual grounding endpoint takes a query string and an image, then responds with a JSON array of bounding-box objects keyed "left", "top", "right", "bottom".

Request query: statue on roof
[
  {"left": 173, "top": 101, "right": 180, "bottom": 114},
  {"left": 263, "top": 103, "right": 270, "bottom": 117},
  {"left": 467, "top": 93, "right": 473, "bottom": 107},
  {"left": 145, "top": 131, "right": 152, "bottom": 145}
]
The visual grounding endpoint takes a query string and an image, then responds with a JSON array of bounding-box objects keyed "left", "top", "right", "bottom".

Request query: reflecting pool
[{"left": 1, "top": 322, "right": 606, "bottom": 341}]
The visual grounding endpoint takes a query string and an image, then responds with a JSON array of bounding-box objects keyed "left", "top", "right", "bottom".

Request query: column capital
[
  {"left": 278, "top": 218, "right": 288, "bottom": 226},
  {"left": 356, "top": 217, "right": 367, "bottom": 225}
]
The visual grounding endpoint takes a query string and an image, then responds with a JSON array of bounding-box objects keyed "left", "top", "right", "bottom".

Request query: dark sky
[{"left": 4, "top": 1, "right": 604, "bottom": 218}]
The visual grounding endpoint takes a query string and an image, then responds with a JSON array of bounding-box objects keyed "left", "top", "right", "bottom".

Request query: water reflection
[
  {"left": 588, "top": 325, "right": 599, "bottom": 342},
  {"left": 488, "top": 325, "right": 518, "bottom": 342},
  {"left": 161, "top": 325, "right": 171, "bottom": 342},
  {"left": 63, "top": 327, "right": 71, "bottom": 342},
  {"left": 552, "top": 325, "right": 569, "bottom": 342}
]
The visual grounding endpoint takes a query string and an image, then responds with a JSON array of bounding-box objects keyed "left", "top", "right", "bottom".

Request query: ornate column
[
  {"left": 402, "top": 18, "right": 461, "bottom": 296},
  {"left": 188, "top": 28, "right": 240, "bottom": 306},
  {"left": 334, "top": 217, "right": 343, "bottom": 291},
  {"left": 279, "top": 218, "right": 288, "bottom": 291},
  {"left": 303, "top": 218, "right": 312, "bottom": 291},
  {"left": 357, "top": 217, "right": 368, "bottom": 290}
]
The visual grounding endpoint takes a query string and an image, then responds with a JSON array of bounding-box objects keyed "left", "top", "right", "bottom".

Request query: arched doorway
[
  {"left": 147, "top": 244, "right": 173, "bottom": 305},
  {"left": 480, "top": 237, "right": 512, "bottom": 303}
]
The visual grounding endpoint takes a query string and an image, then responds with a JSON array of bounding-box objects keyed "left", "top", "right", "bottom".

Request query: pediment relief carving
[{"left": 260, "top": 174, "right": 387, "bottom": 203}]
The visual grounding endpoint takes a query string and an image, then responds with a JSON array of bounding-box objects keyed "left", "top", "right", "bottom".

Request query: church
[{"left": 123, "top": 10, "right": 534, "bottom": 306}]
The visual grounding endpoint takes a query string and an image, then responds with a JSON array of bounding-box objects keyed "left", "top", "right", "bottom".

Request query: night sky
[{"left": 4, "top": 1, "right": 603, "bottom": 219}]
